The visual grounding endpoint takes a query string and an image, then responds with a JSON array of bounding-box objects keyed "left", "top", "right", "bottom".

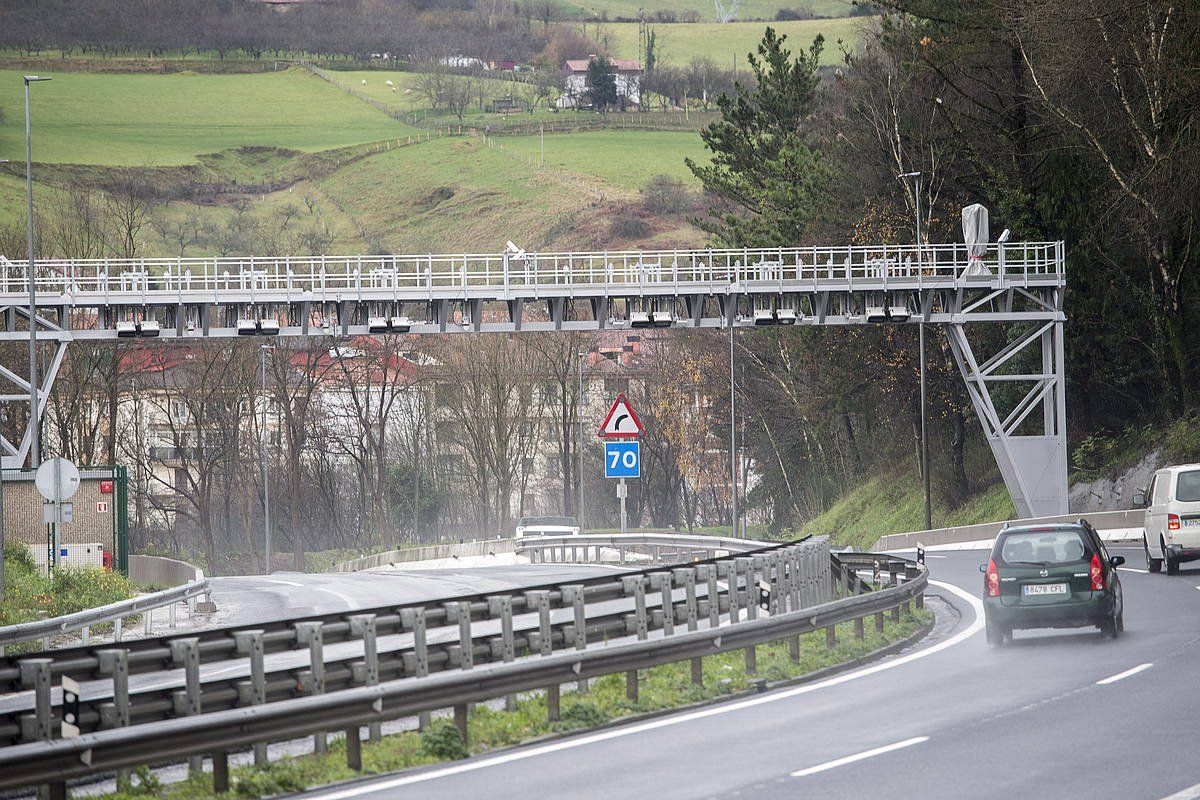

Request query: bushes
[
  {"left": 0, "top": 543, "right": 136, "bottom": 629},
  {"left": 421, "top": 719, "right": 468, "bottom": 760},
  {"left": 609, "top": 213, "right": 651, "bottom": 239},
  {"left": 641, "top": 174, "right": 694, "bottom": 215}
]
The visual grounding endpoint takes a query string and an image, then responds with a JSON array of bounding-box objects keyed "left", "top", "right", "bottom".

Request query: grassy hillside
[
  {"left": 593, "top": 17, "right": 867, "bottom": 67},
  {"left": 561, "top": 0, "right": 857, "bottom": 23},
  {"left": 500, "top": 130, "right": 708, "bottom": 188},
  {"left": 801, "top": 474, "right": 1016, "bottom": 550},
  {"left": 0, "top": 68, "right": 410, "bottom": 166},
  {"left": 310, "top": 136, "right": 704, "bottom": 253}
]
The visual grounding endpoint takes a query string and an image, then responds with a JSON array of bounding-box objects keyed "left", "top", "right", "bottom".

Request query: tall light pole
[
  {"left": 729, "top": 304, "right": 738, "bottom": 537},
  {"left": 576, "top": 348, "right": 585, "bottom": 532},
  {"left": 24, "top": 76, "right": 50, "bottom": 470},
  {"left": 899, "top": 170, "right": 931, "bottom": 530},
  {"left": 260, "top": 344, "right": 273, "bottom": 573}
]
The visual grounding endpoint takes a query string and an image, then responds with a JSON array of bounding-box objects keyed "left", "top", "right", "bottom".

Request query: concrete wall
[
  {"left": 331, "top": 539, "right": 516, "bottom": 572},
  {"left": 872, "top": 509, "right": 1145, "bottom": 551},
  {"left": 129, "top": 554, "right": 204, "bottom": 587}
]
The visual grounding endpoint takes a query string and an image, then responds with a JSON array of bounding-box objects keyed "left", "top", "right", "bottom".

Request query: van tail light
[
  {"left": 1090, "top": 553, "right": 1105, "bottom": 591},
  {"left": 1169, "top": 514, "right": 1181, "bottom": 531},
  {"left": 986, "top": 559, "right": 1000, "bottom": 597}
]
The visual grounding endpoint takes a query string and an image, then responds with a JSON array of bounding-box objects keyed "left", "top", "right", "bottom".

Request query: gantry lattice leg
[
  {"left": 947, "top": 318, "right": 1068, "bottom": 518},
  {"left": 0, "top": 304, "right": 69, "bottom": 469}
]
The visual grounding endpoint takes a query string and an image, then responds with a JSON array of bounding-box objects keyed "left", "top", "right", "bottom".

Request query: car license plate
[
  {"left": 1184, "top": 518, "right": 1200, "bottom": 527},
  {"left": 1023, "top": 583, "right": 1067, "bottom": 596}
]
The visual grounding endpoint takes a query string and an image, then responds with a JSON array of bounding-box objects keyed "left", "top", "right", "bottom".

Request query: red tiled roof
[{"left": 564, "top": 58, "right": 642, "bottom": 73}]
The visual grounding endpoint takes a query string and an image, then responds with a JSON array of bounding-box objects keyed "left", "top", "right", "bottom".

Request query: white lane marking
[
  {"left": 1159, "top": 781, "right": 1200, "bottom": 800},
  {"left": 1095, "top": 663, "right": 1153, "bottom": 685},
  {"left": 262, "top": 578, "right": 304, "bottom": 587},
  {"left": 1117, "top": 567, "right": 1148, "bottom": 574},
  {"left": 790, "top": 736, "right": 929, "bottom": 778},
  {"left": 302, "top": 579, "right": 984, "bottom": 799},
  {"left": 314, "top": 587, "right": 361, "bottom": 609}
]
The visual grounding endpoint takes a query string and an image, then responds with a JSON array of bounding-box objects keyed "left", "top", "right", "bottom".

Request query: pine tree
[
  {"left": 585, "top": 57, "right": 620, "bottom": 112},
  {"left": 687, "top": 28, "right": 828, "bottom": 247}
]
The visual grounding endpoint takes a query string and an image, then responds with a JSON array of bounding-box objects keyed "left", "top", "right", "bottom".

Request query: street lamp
[
  {"left": 24, "top": 75, "right": 50, "bottom": 469},
  {"left": 729, "top": 304, "right": 738, "bottom": 537},
  {"left": 260, "top": 344, "right": 273, "bottom": 573},
  {"left": 899, "top": 170, "right": 931, "bottom": 531}
]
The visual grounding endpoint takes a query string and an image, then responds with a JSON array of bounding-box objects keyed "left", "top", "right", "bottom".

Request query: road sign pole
[{"left": 619, "top": 478, "right": 627, "bottom": 535}]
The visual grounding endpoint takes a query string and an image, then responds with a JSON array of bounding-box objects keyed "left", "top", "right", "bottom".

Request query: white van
[{"left": 1137, "top": 464, "right": 1200, "bottom": 574}]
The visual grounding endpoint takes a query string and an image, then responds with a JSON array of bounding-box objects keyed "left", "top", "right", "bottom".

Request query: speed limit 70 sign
[{"left": 604, "top": 441, "right": 640, "bottom": 478}]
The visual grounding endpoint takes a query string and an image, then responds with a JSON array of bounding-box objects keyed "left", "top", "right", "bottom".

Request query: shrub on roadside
[{"left": 421, "top": 719, "right": 469, "bottom": 760}]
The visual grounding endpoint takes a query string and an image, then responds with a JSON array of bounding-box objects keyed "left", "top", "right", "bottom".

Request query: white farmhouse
[{"left": 557, "top": 56, "right": 642, "bottom": 109}]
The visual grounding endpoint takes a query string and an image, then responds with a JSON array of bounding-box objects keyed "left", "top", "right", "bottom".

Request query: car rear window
[
  {"left": 997, "top": 530, "right": 1090, "bottom": 565},
  {"left": 1176, "top": 470, "right": 1200, "bottom": 502}
]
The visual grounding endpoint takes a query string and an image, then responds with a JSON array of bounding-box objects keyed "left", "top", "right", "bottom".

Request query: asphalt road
[
  {"left": 206, "top": 564, "right": 628, "bottom": 628},
  {"left": 295, "top": 545, "right": 1200, "bottom": 800}
]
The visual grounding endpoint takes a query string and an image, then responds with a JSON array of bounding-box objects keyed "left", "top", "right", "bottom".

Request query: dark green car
[{"left": 981, "top": 521, "right": 1125, "bottom": 646}]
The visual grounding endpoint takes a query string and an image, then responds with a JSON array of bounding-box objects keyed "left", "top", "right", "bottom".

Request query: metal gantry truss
[{"left": 0, "top": 241, "right": 1067, "bottom": 516}]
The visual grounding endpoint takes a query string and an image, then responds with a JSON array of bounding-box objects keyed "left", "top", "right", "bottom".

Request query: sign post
[
  {"left": 35, "top": 457, "right": 80, "bottom": 570},
  {"left": 599, "top": 394, "right": 644, "bottom": 534}
]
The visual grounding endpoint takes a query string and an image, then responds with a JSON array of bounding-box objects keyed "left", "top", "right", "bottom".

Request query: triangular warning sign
[{"left": 598, "top": 393, "right": 644, "bottom": 439}]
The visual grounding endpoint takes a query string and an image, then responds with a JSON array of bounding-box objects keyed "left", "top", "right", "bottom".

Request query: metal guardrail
[
  {"left": 0, "top": 580, "right": 211, "bottom": 654},
  {"left": 0, "top": 539, "right": 927, "bottom": 793},
  {"left": 517, "top": 532, "right": 767, "bottom": 564},
  {"left": 0, "top": 535, "right": 805, "bottom": 745}
]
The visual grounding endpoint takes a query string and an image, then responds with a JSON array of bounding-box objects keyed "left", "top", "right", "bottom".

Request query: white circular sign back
[{"left": 35, "top": 457, "right": 81, "bottom": 502}]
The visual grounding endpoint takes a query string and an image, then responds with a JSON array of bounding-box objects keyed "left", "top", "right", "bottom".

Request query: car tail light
[
  {"left": 1169, "top": 514, "right": 1180, "bottom": 531},
  {"left": 986, "top": 559, "right": 1000, "bottom": 597},
  {"left": 1090, "top": 553, "right": 1104, "bottom": 591}
]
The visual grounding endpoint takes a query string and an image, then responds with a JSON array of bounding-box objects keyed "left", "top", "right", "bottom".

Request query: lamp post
[
  {"left": 899, "top": 170, "right": 932, "bottom": 531},
  {"left": 729, "top": 304, "right": 738, "bottom": 537},
  {"left": 24, "top": 75, "right": 50, "bottom": 470},
  {"left": 260, "top": 344, "right": 273, "bottom": 574},
  {"left": 576, "top": 348, "right": 585, "bottom": 532}
]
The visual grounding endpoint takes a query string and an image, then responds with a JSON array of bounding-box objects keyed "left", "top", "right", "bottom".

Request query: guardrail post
[
  {"left": 562, "top": 585, "right": 588, "bottom": 692},
  {"left": 675, "top": 567, "right": 702, "bottom": 685},
  {"left": 621, "top": 576, "right": 647, "bottom": 703},
  {"left": 718, "top": 561, "right": 738, "bottom": 623},
  {"left": 788, "top": 547, "right": 801, "bottom": 611},
  {"left": 233, "top": 629, "right": 268, "bottom": 765},
  {"left": 525, "top": 590, "right": 558, "bottom": 722},
  {"left": 455, "top": 600, "right": 474, "bottom": 670},
  {"left": 96, "top": 649, "right": 130, "bottom": 786},
  {"left": 20, "top": 658, "right": 61, "bottom": 800},
  {"left": 169, "top": 638, "right": 203, "bottom": 775},
  {"left": 854, "top": 616, "right": 865, "bottom": 640},
  {"left": 650, "top": 572, "right": 674, "bottom": 636},
  {"left": 295, "top": 621, "right": 327, "bottom": 754},
  {"left": 213, "top": 750, "right": 229, "bottom": 794},
  {"left": 826, "top": 624, "right": 837, "bottom": 649},
  {"left": 349, "top": 614, "right": 381, "bottom": 743},
  {"left": 487, "top": 596, "right": 518, "bottom": 710},
  {"left": 453, "top": 703, "right": 469, "bottom": 748},
  {"left": 346, "top": 723, "right": 363, "bottom": 772},
  {"left": 700, "top": 564, "right": 719, "bottom": 629},
  {"left": 113, "top": 616, "right": 122, "bottom": 643},
  {"left": 875, "top": 610, "right": 885, "bottom": 633},
  {"left": 735, "top": 558, "right": 756, "bottom": 674},
  {"left": 143, "top": 606, "right": 153, "bottom": 636},
  {"left": 401, "top": 607, "right": 432, "bottom": 730}
]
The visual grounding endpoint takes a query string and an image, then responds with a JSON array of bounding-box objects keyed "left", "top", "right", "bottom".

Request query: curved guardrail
[
  {"left": 516, "top": 532, "right": 769, "bottom": 564},
  {"left": 0, "top": 579, "right": 211, "bottom": 654},
  {"left": 0, "top": 536, "right": 929, "bottom": 793}
]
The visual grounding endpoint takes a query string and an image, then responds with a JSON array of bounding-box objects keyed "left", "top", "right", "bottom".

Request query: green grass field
[
  {"left": 561, "top": 0, "right": 857, "bottom": 22},
  {"left": 591, "top": 17, "right": 866, "bottom": 67},
  {"left": 802, "top": 473, "right": 1016, "bottom": 550},
  {"left": 0, "top": 68, "right": 411, "bottom": 166},
  {"left": 500, "top": 130, "right": 708, "bottom": 188}
]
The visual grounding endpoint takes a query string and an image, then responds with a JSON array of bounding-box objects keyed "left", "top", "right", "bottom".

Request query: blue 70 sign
[{"left": 604, "top": 441, "right": 640, "bottom": 479}]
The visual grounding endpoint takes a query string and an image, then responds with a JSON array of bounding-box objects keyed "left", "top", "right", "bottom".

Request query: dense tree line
[
  {"left": 689, "top": 1, "right": 1198, "bottom": 526},
  {"left": 0, "top": 0, "right": 551, "bottom": 64}
]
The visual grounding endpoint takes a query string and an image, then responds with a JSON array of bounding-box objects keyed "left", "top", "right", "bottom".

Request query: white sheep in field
[
  {"left": 385, "top": 79, "right": 395, "bottom": 87},
  {"left": 361, "top": 79, "right": 367, "bottom": 85}
]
